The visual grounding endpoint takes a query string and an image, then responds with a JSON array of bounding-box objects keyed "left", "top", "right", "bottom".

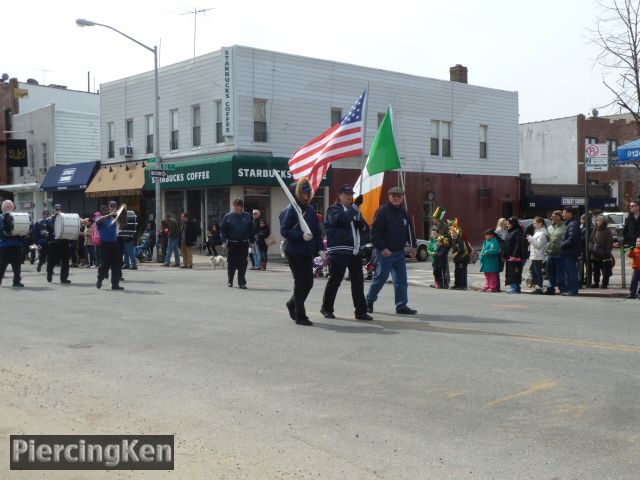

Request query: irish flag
[{"left": 353, "top": 107, "right": 402, "bottom": 225}]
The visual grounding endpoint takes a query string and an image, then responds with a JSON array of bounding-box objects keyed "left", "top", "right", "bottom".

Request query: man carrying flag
[{"left": 289, "top": 89, "right": 367, "bottom": 193}]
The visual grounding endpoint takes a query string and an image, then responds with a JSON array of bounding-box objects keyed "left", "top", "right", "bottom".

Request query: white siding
[
  {"left": 18, "top": 83, "right": 98, "bottom": 115},
  {"left": 519, "top": 117, "right": 578, "bottom": 184},
  {"left": 12, "top": 105, "right": 55, "bottom": 176},
  {"left": 54, "top": 110, "right": 100, "bottom": 165}
]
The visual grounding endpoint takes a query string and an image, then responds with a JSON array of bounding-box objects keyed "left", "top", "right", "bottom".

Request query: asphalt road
[{"left": 1, "top": 257, "right": 639, "bottom": 479}]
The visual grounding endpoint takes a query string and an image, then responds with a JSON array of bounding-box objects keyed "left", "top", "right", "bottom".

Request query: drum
[
  {"left": 6, "top": 212, "right": 32, "bottom": 236},
  {"left": 54, "top": 213, "right": 81, "bottom": 240}
]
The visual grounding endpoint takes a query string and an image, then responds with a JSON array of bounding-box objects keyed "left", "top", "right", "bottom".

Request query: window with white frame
[
  {"left": 331, "top": 108, "right": 342, "bottom": 126},
  {"left": 125, "top": 118, "right": 133, "bottom": 147},
  {"left": 254, "top": 99, "right": 267, "bottom": 143},
  {"left": 145, "top": 115, "right": 154, "bottom": 154},
  {"left": 170, "top": 109, "right": 179, "bottom": 150},
  {"left": 215, "top": 100, "right": 223, "bottom": 143},
  {"left": 607, "top": 139, "right": 618, "bottom": 158},
  {"left": 107, "top": 122, "right": 114, "bottom": 158},
  {"left": 42, "top": 142, "right": 48, "bottom": 168},
  {"left": 585, "top": 137, "right": 597, "bottom": 145},
  {"left": 431, "top": 120, "right": 451, "bottom": 157},
  {"left": 480, "top": 125, "right": 488, "bottom": 159},
  {"left": 192, "top": 105, "right": 201, "bottom": 147}
]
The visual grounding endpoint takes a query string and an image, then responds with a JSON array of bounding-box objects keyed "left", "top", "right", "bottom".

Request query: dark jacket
[
  {"left": 182, "top": 219, "right": 199, "bottom": 247},
  {"left": 33, "top": 217, "right": 51, "bottom": 245},
  {"left": 371, "top": 202, "right": 416, "bottom": 253},
  {"left": 255, "top": 222, "right": 271, "bottom": 250},
  {"left": 505, "top": 226, "right": 527, "bottom": 260},
  {"left": 166, "top": 217, "right": 180, "bottom": 240},
  {"left": 325, "top": 201, "right": 369, "bottom": 264},
  {"left": 280, "top": 203, "right": 323, "bottom": 257},
  {"left": 589, "top": 224, "right": 613, "bottom": 261},
  {"left": 451, "top": 237, "right": 469, "bottom": 264},
  {"left": 0, "top": 213, "right": 23, "bottom": 248},
  {"left": 624, "top": 213, "right": 640, "bottom": 247},
  {"left": 561, "top": 217, "right": 582, "bottom": 257},
  {"left": 431, "top": 242, "right": 450, "bottom": 269},
  {"left": 220, "top": 211, "right": 254, "bottom": 243}
]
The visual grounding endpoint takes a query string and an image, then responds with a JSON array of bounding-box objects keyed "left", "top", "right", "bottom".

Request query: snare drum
[
  {"left": 54, "top": 213, "right": 81, "bottom": 240},
  {"left": 5, "top": 212, "right": 32, "bottom": 237}
]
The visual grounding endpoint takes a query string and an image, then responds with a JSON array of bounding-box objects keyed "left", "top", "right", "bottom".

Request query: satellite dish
[
  {"left": 26, "top": 78, "right": 39, "bottom": 85},
  {"left": 592, "top": 108, "right": 599, "bottom": 118},
  {"left": 1, "top": 73, "right": 9, "bottom": 81}
]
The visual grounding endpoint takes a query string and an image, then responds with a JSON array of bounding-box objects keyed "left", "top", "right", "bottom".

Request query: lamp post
[{"left": 76, "top": 19, "right": 161, "bottom": 259}]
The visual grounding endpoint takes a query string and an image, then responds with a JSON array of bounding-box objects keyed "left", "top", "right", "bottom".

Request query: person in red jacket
[{"left": 626, "top": 237, "right": 640, "bottom": 299}]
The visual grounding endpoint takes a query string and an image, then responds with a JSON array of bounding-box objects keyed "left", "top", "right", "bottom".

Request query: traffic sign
[
  {"left": 150, "top": 169, "right": 167, "bottom": 178},
  {"left": 162, "top": 163, "right": 176, "bottom": 171},
  {"left": 585, "top": 143, "right": 609, "bottom": 172}
]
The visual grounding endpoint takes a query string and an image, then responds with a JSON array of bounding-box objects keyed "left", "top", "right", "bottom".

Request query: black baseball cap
[{"left": 339, "top": 184, "right": 355, "bottom": 194}]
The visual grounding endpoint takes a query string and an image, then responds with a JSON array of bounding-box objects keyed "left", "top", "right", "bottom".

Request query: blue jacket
[
  {"left": 561, "top": 218, "right": 582, "bottom": 257},
  {"left": 0, "top": 213, "right": 23, "bottom": 248},
  {"left": 325, "top": 201, "right": 369, "bottom": 265},
  {"left": 280, "top": 203, "right": 323, "bottom": 257},
  {"left": 220, "top": 211, "right": 254, "bottom": 243},
  {"left": 33, "top": 218, "right": 51, "bottom": 245},
  {"left": 371, "top": 202, "right": 416, "bottom": 253}
]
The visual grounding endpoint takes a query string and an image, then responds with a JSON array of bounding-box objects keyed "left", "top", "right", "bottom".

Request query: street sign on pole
[
  {"left": 150, "top": 169, "right": 167, "bottom": 179},
  {"left": 585, "top": 143, "right": 609, "bottom": 172},
  {"left": 162, "top": 163, "right": 176, "bottom": 171}
]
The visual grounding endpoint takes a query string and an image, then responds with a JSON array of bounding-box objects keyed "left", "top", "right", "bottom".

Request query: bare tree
[{"left": 592, "top": 0, "right": 640, "bottom": 130}]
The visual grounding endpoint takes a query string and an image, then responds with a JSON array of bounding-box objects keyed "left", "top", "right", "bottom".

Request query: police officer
[
  {"left": 0, "top": 200, "right": 25, "bottom": 287},
  {"left": 95, "top": 204, "right": 124, "bottom": 290},
  {"left": 33, "top": 209, "right": 50, "bottom": 272},
  {"left": 320, "top": 184, "right": 372, "bottom": 320},
  {"left": 46, "top": 204, "right": 71, "bottom": 284},
  {"left": 220, "top": 199, "right": 254, "bottom": 289}
]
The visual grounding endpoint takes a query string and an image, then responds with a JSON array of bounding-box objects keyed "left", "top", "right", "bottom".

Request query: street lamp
[{"left": 76, "top": 18, "right": 162, "bottom": 259}]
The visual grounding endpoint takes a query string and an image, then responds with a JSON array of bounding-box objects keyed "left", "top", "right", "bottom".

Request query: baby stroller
[
  {"left": 313, "top": 239, "right": 330, "bottom": 277},
  {"left": 135, "top": 233, "right": 151, "bottom": 262}
]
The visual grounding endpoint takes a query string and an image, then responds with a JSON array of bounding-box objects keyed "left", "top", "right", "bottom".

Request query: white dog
[{"left": 209, "top": 255, "right": 227, "bottom": 270}]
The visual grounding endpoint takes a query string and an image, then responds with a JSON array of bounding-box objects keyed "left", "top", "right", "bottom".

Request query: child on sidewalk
[
  {"left": 450, "top": 228, "right": 470, "bottom": 290},
  {"left": 626, "top": 237, "right": 640, "bottom": 299},
  {"left": 431, "top": 234, "right": 450, "bottom": 289},
  {"left": 480, "top": 229, "right": 501, "bottom": 292}
]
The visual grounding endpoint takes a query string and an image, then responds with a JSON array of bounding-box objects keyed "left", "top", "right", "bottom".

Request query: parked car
[
  {"left": 404, "top": 239, "right": 429, "bottom": 262},
  {"left": 519, "top": 218, "right": 553, "bottom": 232},
  {"left": 603, "top": 211, "right": 628, "bottom": 246}
]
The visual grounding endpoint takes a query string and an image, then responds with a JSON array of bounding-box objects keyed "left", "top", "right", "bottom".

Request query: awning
[
  {"left": 39, "top": 161, "right": 100, "bottom": 191},
  {"left": 0, "top": 182, "right": 38, "bottom": 192},
  {"left": 523, "top": 195, "right": 617, "bottom": 209},
  {"left": 144, "top": 154, "right": 331, "bottom": 190},
  {"left": 85, "top": 163, "right": 146, "bottom": 198},
  {"left": 612, "top": 138, "right": 640, "bottom": 165}
]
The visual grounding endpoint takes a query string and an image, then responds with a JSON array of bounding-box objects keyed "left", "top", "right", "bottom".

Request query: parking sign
[{"left": 585, "top": 143, "right": 609, "bottom": 172}]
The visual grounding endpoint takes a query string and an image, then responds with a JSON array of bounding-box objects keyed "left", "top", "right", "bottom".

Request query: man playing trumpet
[{"left": 95, "top": 202, "right": 124, "bottom": 291}]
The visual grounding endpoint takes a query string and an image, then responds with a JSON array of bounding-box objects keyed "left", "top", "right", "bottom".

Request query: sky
[{"left": 3, "top": 0, "right": 619, "bottom": 123}]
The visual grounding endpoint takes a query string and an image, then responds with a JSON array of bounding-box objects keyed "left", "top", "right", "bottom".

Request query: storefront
[
  {"left": 520, "top": 183, "right": 618, "bottom": 219},
  {"left": 40, "top": 161, "right": 101, "bottom": 216},
  {"left": 144, "top": 154, "right": 329, "bottom": 252}
]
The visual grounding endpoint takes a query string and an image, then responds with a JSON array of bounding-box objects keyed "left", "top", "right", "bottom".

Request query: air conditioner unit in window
[
  {"left": 119, "top": 146, "right": 133, "bottom": 157},
  {"left": 39, "top": 167, "right": 48, "bottom": 173}
]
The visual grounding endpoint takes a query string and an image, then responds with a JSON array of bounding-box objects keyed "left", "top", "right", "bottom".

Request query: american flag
[{"left": 288, "top": 89, "right": 367, "bottom": 192}]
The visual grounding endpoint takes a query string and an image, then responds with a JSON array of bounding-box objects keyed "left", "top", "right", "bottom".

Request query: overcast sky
[{"left": 3, "top": 0, "right": 617, "bottom": 123}]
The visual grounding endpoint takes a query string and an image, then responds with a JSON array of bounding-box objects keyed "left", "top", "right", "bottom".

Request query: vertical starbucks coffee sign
[{"left": 223, "top": 47, "right": 234, "bottom": 137}]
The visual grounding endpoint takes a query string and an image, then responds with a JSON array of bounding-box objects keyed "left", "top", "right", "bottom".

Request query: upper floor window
[
  {"left": 480, "top": 125, "right": 488, "bottom": 159},
  {"left": 607, "top": 139, "right": 618, "bottom": 158},
  {"left": 42, "top": 142, "right": 48, "bottom": 168},
  {"left": 215, "top": 100, "right": 223, "bottom": 144},
  {"left": 378, "top": 112, "right": 385, "bottom": 127},
  {"left": 107, "top": 122, "right": 114, "bottom": 158},
  {"left": 125, "top": 118, "right": 133, "bottom": 147},
  {"left": 145, "top": 115, "right": 154, "bottom": 154},
  {"left": 254, "top": 99, "right": 267, "bottom": 143},
  {"left": 586, "top": 137, "right": 598, "bottom": 145},
  {"left": 331, "top": 108, "right": 342, "bottom": 126},
  {"left": 170, "top": 109, "right": 179, "bottom": 150},
  {"left": 431, "top": 120, "right": 451, "bottom": 157},
  {"left": 192, "top": 105, "right": 201, "bottom": 147}
]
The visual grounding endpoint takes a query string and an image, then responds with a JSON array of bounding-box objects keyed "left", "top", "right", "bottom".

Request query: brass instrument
[{"left": 111, "top": 203, "right": 128, "bottom": 229}]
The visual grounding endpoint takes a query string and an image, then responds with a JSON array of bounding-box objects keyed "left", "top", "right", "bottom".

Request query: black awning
[{"left": 40, "top": 161, "right": 100, "bottom": 192}]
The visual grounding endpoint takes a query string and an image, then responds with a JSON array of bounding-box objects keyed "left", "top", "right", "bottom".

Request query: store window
[
  {"left": 206, "top": 187, "right": 230, "bottom": 229},
  {"left": 243, "top": 187, "right": 270, "bottom": 226},
  {"left": 164, "top": 191, "right": 184, "bottom": 221}
]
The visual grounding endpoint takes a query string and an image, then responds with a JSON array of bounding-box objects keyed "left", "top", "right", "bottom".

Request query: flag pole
[
  {"left": 391, "top": 108, "right": 415, "bottom": 250},
  {"left": 357, "top": 84, "right": 370, "bottom": 195}
]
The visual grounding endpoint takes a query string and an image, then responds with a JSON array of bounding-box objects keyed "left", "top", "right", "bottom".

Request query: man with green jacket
[{"left": 544, "top": 210, "right": 566, "bottom": 295}]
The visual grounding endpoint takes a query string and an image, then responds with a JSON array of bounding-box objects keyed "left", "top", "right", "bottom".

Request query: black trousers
[
  {"left": 98, "top": 241, "right": 122, "bottom": 288},
  {"left": 0, "top": 246, "right": 22, "bottom": 284},
  {"left": 592, "top": 259, "right": 612, "bottom": 287},
  {"left": 287, "top": 253, "right": 314, "bottom": 320},
  {"left": 47, "top": 241, "right": 70, "bottom": 281},
  {"left": 37, "top": 244, "right": 48, "bottom": 269},
  {"left": 453, "top": 262, "right": 468, "bottom": 289},
  {"left": 322, "top": 255, "right": 367, "bottom": 316},
  {"left": 227, "top": 241, "right": 249, "bottom": 286}
]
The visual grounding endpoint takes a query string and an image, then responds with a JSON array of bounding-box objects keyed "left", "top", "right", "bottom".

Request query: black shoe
[
  {"left": 122, "top": 265, "right": 130, "bottom": 270},
  {"left": 96, "top": 278, "right": 103, "bottom": 289},
  {"left": 543, "top": 289, "right": 555, "bottom": 295},
  {"left": 366, "top": 301, "right": 374, "bottom": 313},
  {"left": 295, "top": 319, "right": 313, "bottom": 326},
  {"left": 46, "top": 272, "right": 52, "bottom": 283},
  {"left": 239, "top": 284, "right": 247, "bottom": 289},
  {"left": 12, "top": 282, "right": 24, "bottom": 288},
  {"left": 320, "top": 309, "right": 335, "bottom": 319},
  {"left": 37, "top": 264, "right": 42, "bottom": 273},
  {"left": 228, "top": 282, "right": 233, "bottom": 288},
  {"left": 61, "top": 279, "right": 71, "bottom": 284},
  {"left": 626, "top": 294, "right": 638, "bottom": 299},
  {"left": 286, "top": 301, "right": 295, "bottom": 320},
  {"left": 355, "top": 313, "right": 373, "bottom": 321},
  {"left": 111, "top": 285, "right": 124, "bottom": 291},
  {"left": 592, "top": 283, "right": 599, "bottom": 289},
  {"left": 396, "top": 306, "right": 418, "bottom": 315}
]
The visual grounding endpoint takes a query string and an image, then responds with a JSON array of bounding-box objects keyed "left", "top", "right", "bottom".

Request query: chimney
[{"left": 450, "top": 64, "right": 468, "bottom": 84}]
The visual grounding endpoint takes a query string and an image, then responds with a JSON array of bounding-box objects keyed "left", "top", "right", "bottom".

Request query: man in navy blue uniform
[
  {"left": 32, "top": 209, "right": 50, "bottom": 273},
  {"left": 95, "top": 204, "right": 124, "bottom": 290},
  {"left": 320, "top": 184, "right": 372, "bottom": 321},
  {"left": 366, "top": 186, "right": 418, "bottom": 315},
  {"left": 0, "top": 200, "right": 25, "bottom": 287},
  {"left": 220, "top": 199, "right": 254, "bottom": 289},
  {"left": 280, "top": 178, "right": 324, "bottom": 326},
  {"left": 45, "top": 204, "right": 72, "bottom": 284}
]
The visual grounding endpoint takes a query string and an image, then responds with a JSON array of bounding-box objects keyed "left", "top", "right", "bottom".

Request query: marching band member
[
  {"left": 280, "top": 178, "right": 324, "bottom": 326},
  {"left": 33, "top": 209, "right": 50, "bottom": 273},
  {"left": 95, "top": 203, "right": 124, "bottom": 290},
  {"left": 45, "top": 204, "right": 72, "bottom": 284},
  {"left": 0, "top": 200, "right": 24, "bottom": 287}
]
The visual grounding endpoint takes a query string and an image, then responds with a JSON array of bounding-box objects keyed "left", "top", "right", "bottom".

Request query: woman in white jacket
[{"left": 527, "top": 217, "right": 549, "bottom": 294}]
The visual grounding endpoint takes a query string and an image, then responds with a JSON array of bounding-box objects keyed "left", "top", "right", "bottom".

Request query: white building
[{"left": 94, "top": 45, "right": 520, "bottom": 243}]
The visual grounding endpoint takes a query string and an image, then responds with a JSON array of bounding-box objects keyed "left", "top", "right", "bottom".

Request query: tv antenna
[
  {"left": 38, "top": 69, "right": 54, "bottom": 85},
  {"left": 181, "top": 7, "right": 215, "bottom": 59}
]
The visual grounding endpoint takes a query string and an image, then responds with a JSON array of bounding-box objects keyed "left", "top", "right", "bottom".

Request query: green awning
[{"left": 144, "top": 154, "right": 330, "bottom": 190}]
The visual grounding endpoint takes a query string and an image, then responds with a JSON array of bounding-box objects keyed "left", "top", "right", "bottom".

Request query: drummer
[
  {"left": 0, "top": 200, "right": 24, "bottom": 287},
  {"left": 45, "top": 204, "right": 72, "bottom": 284}
]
